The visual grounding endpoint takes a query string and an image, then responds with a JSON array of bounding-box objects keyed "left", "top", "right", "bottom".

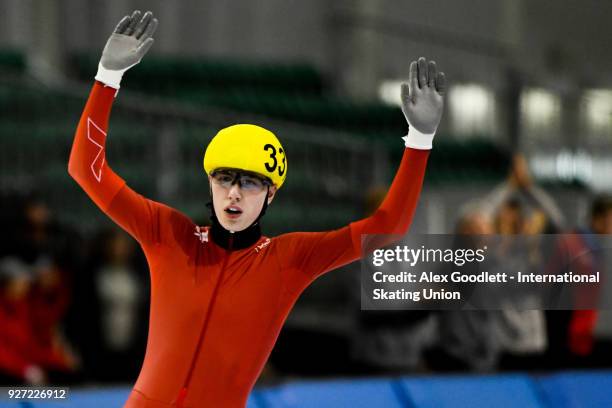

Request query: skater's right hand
[{"left": 95, "top": 10, "right": 158, "bottom": 89}]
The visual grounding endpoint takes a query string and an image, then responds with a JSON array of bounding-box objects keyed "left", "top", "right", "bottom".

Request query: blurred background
[{"left": 0, "top": 0, "right": 611, "bottom": 406}]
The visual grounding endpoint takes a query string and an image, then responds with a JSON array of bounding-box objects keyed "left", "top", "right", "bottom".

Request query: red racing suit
[{"left": 68, "top": 82, "right": 430, "bottom": 407}]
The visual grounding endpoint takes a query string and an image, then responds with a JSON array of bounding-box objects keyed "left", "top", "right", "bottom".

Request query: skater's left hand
[{"left": 401, "top": 57, "right": 446, "bottom": 134}]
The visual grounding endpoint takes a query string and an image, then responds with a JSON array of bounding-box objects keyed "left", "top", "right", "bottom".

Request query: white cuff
[
  {"left": 94, "top": 63, "right": 127, "bottom": 89},
  {"left": 402, "top": 126, "right": 435, "bottom": 150}
]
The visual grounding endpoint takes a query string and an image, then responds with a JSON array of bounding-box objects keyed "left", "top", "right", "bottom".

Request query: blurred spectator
[
  {"left": 546, "top": 194, "right": 612, "bottom": 368},
  {"left": 69, "top": 228, "right": 148, "bottom": 383},
  {"left": 426, "top": 211, "right": 501, "bottom": 372},
  {"left": 0, "top": 194, "right": 78, "bottom": 385},
  {"left": 0, "top": 260, "right": 42, "bottom": 385},
  {"left": 486, "top": 154, "right": 565, "bottom": 370},
  {"left": 430, "top": 154, "right": 565, "bottom": 372},
  {"left": 589, "top": 196, "right": 612, "bottom": 364},
  {"left": 13, "top": 194, "right": 78, "bottom": 272}
]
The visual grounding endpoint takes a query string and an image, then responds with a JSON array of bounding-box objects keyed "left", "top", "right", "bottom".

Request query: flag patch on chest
[
  {"left": 194, "top": 226, "right": 208, "bottom": 243},
  {"left": 255, "top": 238, "right": 271, "bottom": 253}
]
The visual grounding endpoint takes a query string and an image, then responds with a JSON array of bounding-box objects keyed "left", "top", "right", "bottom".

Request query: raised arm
[
  {"left": 280, "top": 58, "right": 446, "bottom": 284},
  {"left": 511, "top": 154, "right": 566, "bottom": 231},
  {"left": 68, "top": 11, "right": 191, "bottom": 246},
  {"left": 351, "top": 57, "right": 445, "bottom": 235}
]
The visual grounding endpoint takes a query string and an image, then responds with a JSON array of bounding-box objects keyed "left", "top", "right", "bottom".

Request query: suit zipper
[{"left": 176, "top": 234, "right": 234, "bottom": 407}]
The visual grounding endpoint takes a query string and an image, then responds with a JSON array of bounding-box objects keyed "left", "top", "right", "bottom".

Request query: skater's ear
[{"left": 267, "top": 185, "right": 277, "bottom": 205}]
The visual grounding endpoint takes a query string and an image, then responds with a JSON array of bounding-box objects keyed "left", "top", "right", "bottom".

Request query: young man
[{"left": 68, "top": 10, "right": 446, "bottom": 408}]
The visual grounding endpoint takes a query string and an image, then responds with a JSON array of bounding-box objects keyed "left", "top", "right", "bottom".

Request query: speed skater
[{"left": 68, "top": 10, "right": 446, "bottom": 408}]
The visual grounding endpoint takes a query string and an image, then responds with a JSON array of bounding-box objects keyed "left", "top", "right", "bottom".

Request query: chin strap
[{"left": 206, "top": 186, "right": 269, "bottom": 250}]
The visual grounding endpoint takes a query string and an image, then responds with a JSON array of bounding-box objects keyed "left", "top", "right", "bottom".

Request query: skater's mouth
[{"left": 224, "top": 205, "right": 243, "bottom": 218}]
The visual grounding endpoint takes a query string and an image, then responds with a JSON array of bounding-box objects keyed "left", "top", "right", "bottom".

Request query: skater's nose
[{"left": 227, "top": 183, "right": 242, "bottom": 201}]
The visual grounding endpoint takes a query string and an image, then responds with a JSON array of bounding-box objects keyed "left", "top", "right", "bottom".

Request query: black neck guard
[
  {"left": 206, "top": 188, "right": 269, "bottom": 250},
  {"left": 209, "top": 215, "right": 262, "bottom": 250}
]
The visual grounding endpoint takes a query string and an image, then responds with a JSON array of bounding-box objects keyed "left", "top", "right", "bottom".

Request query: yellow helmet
[{"left": 203, "top": 124, "right": 287, "bottom": 188}]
